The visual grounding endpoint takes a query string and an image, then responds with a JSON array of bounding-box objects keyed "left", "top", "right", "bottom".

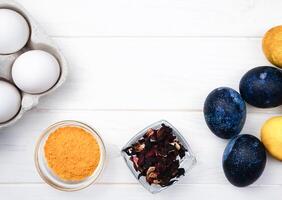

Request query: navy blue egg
[
  {"left": 239, "top": 66, "right": 282, "bottom": 108},
  {"left": 223, "top": 134, "right": 266, "bottom": 187},
  {"left": 204, "top": 87, "right": 246, "bottom": 139}
]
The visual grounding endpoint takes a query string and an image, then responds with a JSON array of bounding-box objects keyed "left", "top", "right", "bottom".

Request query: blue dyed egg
[
  {"left": 239, "top": 66, "right": 282, "bottom": 108},
  {"left": 204, "top": 87, "right": 246, "bottom": 139},
  {"left": 223, "top": 134, "right": 266, "bottom": 187}
]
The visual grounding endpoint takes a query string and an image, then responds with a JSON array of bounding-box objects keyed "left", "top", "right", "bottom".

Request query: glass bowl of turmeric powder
[{"left": 34, "top": 120, "right": 106, "bottom": 191}]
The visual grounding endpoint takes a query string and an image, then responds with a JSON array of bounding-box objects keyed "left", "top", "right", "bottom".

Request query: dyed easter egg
[
  {"left": 263, "top": 25, "right": 282, "bottom": 68},
  {"left": 223, "top": 134, "right": 266, "bottom": 187},
  {"left": 239, "top": 66, "right": 282, "bottom": 108},
  {"left": 204, "top": 87, "right": 246, "bottom": 139},
  {"left": 261, "top": 116, "right": 282, "bottom": 161}
]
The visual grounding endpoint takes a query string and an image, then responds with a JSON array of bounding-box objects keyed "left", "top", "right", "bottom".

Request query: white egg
[
  {"left": 0, "top": 9, "right": 30, "bottom": 54},
  {"left": 12, "top": 50, "right": 61, "bottom": 94},
  {"left": 0, "top": 81, "right": 21, "bottom": 123}
]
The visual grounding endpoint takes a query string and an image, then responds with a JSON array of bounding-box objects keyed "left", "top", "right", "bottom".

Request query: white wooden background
[{"left": 1, "top": 0, "right": 282, "bottom": 199}]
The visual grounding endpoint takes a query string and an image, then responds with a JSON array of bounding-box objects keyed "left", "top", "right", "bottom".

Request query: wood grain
[
  {"left": 0, "top": 184, "right": 280, "bottom": 199},
  {"left": 0, "top": 110, "right": 281, "bottom": 185},
  {"left": 1, "top": 0, "right": 282, "bottom": 199},
  {"left": 36, "top": 37, "right": 281, "bottom": 112},
  {"left": 19, "top": 0, "right": 282, "bottom": 37}
]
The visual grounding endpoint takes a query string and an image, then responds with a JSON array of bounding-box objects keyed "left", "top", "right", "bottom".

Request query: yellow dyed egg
[
  {"left": 261, "top": 116, "right": 282, "bottom": 161},
  {"left": 263, "top": 26, "right": 282, "bottom": 68}
]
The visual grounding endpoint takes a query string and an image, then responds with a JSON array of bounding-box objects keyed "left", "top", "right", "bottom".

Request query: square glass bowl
[{"left": 121, "top": 120, "right": 196, "bottom": 194}]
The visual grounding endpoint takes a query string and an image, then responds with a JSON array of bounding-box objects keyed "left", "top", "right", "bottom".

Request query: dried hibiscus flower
[{"left": 123, "top": 123, "right": 187, "bottom": 187}]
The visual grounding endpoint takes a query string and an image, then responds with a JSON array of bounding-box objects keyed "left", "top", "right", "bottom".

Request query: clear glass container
[
  {"left": 34, "top": 120, "right": 106, "bottom": 191},
  {"left": 121, "top": 120, "right": 196, "bottom": 194}
]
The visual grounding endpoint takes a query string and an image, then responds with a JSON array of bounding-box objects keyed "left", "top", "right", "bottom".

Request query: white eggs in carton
[
  {"left": 0, "top": 0, "right": 67, "bottom": 128},
  {"left": 12, "top": 50, "right": 61, "bottom": 94},
  {"left": 0, "top": 8, "right": 30, "bottom": 54}
]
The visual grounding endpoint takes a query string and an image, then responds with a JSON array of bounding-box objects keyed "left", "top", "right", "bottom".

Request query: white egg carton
[{"left": 0, "top": 0, "right": 67, "bottom": 129}]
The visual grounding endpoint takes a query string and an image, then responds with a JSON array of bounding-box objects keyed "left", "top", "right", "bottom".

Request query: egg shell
[
  {"left": 223, "top": 134, "right": 266, "bottom": 187},
  {"left": 0, "top": 9, "right": 30, "bottom": 54},
  {"left": 12, "top": 50, "right": 61, "bottom": 94},
  {"left": 263, "top": 25, "right": 282, "bottom": 68},
  {"left": 0, "top": 80, "right": 21, "bottom": 123},
  {"left": 261, "top": 116, "right": 282, "bottom": 161},
  {"left": 239, "top": 66, "right": 282, "bottom": 108},
  {"left": 204, "top": 87, "right": 246, "bottom": 139},
  {"left": 0, "top": 0, "right": 67, "bottom": 129}
]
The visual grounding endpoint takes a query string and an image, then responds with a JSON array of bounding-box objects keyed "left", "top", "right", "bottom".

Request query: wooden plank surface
[
  {"left": 1, "top": 0, "right": 282, "bottom": 199},
  {"left": 0, "top": 110, "right": 281, "bottom": 185},
  {"left": 0, "top": 184, "right": 280, "bottom": 200},
  {"left": 19, "top": 0, "right": 282, "bottom": 37},
  {"left": 38, "top": 37, "right": 275, "bottom": 111}
]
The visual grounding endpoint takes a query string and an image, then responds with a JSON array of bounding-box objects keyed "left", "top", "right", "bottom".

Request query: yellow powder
[{"left": 44, "top": 126, "right": 101, "bottom": 181}]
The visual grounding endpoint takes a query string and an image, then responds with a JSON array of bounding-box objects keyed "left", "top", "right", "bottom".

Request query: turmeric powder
[{"left": 44, "top": 126, "right": 101, "bottom": 181}]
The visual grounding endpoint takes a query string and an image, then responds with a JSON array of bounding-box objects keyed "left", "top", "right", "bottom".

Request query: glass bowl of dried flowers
[{"left": 121, "top": 120, "right": 196, "bottom": 194}]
